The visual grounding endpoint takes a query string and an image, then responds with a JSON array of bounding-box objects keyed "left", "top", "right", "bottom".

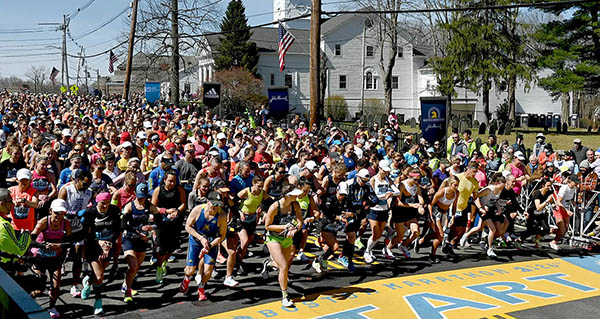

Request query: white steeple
[{"left": 273, "top": 0, "right": 311, "bottom": 30}]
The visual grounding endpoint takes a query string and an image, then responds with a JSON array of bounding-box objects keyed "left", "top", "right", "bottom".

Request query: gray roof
[{"left": 206, "top": 27, "right": 311, "bottom": 55}]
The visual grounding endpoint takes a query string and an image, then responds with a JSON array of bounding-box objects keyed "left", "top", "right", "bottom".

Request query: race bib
[
  {"left": 37, "top": 247, "right": 57, "bottom": 258},
  {"left": 68, "top": 216, "right": 83, "bottom": 233},
  {"left": 13, "top": 205, "right": 29, "bottom": 219}
]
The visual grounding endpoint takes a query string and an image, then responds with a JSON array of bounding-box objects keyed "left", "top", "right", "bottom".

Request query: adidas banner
[{"left": 202, "top": 82, "right": 221, "bottom": 108}]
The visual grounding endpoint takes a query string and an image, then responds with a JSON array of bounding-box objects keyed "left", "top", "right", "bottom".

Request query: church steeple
[{"left": 273, "top": 0, "right": 311, "bottom": 30}]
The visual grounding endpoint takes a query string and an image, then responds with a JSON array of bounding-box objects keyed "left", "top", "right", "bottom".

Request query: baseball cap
[
  {"left": 385, "top": 135, "right": 394, "bottom": 142},
  {"left": 62, "top": 128, "right": 72, "bottom": 137},
  {"left": 536, "top": 133, "right": 545, "bottom": 138},
  {"left": 514, "top": 151, "right": 526, "bottom": 161},
  {"left": 207, "top": 191, "right": 224, "bottom": 207},
  {"left": 16, "top": 168, "right": 32, "bottom": 180},
  {"left": 305, "top": 160, "right": 318, "bottom": 172},
  {"left": 216, "top": 132, "right": 227, "bottom": 140},
  {"left": 212, "top": 179, "right": 230, "bottom": 193},
  {"left": 136, "top": 183, "right": 149, "bottom": 198},
  {"left": 357, "top": 169, "right": 370, "bottom": 180},
  {"left": 161, "top": 157, "right": 174, "bottom": 165},
  {"left": 122, "top": 141, "right": 133, "bottom": 148},
  {"left": 379, "top": 159, "right": 392, "bottom": 172},
  {"left": 580, "top": 160, "right": 590, "bottom": 169},
  {"left": 573, "top": 138, "right": 582, "bottom": 144},
  {"left": 128, "top": 157, "right": 140, "bottom": 165},
  {"left": 143, "top": 121, "right": 153, "bottom": 129},
  {"left": 568, "top": 174, "right": 580, "bottom": 183},
  {"left": 165, "top": 142, "right": 176, "bottom": 151},
  {"left": 136, "top": 131, "right": 147, "bottom": 140},
  {"left": 184, "top": 143, "right": 195, "bottom": 152},
  {"left": 50, "top": 199, "right": 68, "bottom": 212},
  {"left": 287, "top": 188, "right": 304, "bottom": 196},
  {"left": 208, "top": 147, "right": 220, "bottom": 156},
  {"left": 338, "top": 181, "right": 349, "bottom": 195}
]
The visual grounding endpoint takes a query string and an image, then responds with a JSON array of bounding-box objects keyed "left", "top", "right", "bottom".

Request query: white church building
[{"left": 191, "top": 0, "right": 561, "bottom": 123}]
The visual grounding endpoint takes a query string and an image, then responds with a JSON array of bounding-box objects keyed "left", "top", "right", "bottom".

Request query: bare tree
[
  {"left": 25, "top": 66, "right": 47, "bottom": 93},
  {"left": 127, "top": 0, "right": 221, "bottom": 104}
]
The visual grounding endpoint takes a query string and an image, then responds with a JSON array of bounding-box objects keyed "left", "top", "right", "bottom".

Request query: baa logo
[{"left": 429, "top": 107, "right": 440, "bottom": 119}]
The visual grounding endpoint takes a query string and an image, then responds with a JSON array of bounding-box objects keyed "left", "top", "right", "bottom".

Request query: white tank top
[
  {"left": 65, "top": 184, "right": 93, "bottom": 216},
  {"left": 373, "top": 175, "right": 391, "bottom": 211},
  {"left": 479, "top": 186, "right": 500, "bottom": 207},
  {"left": 439, "top": 187, "right": 456, "bottom": 206}
]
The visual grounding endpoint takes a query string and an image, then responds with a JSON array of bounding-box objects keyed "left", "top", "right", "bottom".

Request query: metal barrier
[{"left": 0, "top": 268, "right": 49, "bottom": 319}]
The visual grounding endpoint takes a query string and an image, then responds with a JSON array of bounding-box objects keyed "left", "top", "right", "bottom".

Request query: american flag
[
  {"left": 49, "top": 67, "right": 59, "bottom": 84},
  {"left": 108, "top": 50, "right": 118, "bottom": 73},
  {"left": 278, "top": 22, "right": 295, "bottom": 72}
]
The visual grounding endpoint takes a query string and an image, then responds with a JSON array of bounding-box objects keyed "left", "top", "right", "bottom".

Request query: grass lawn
[{"left": 399, "top": 125, "right": 600, "bottom": 151}]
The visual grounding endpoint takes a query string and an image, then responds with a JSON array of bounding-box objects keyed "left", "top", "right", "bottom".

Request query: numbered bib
[{"left": 13, "top": 205, "right": 29, "bottom": 219}]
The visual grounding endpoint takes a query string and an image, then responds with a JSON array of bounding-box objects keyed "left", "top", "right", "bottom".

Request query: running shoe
[
  {"left": 155, "top": 265, "right": 165, "bottom": 284},
  {"left": 168, "top": 255, "right": 176, "bottom": 263},
  {"left": 261, "top": 258, "right": 271, "bottom": 279},
  {"left": 399, "top": 245, "right": 411, "bottom": 258},
  {"left": 61, "top": 264, "right": 66, "bottom": 276},
  {"left": 236, "top": 263, "right": 247, "bottom": 276},
  {"left": 48, "top": 307, "right": 60, "bottom": 318},
  {"left": 81, "top": 276, "right": 91, "bottom": 300},
  {"left": 149, "top": 255, "right": 157, "bottom": 266},
  {"left": 459, "top": 236, "right": 467, "bottom": 247},
  {"left": 337, "top": 256, "right": 349, "bottom": 268},
  {"left": 70, "top": 285, "right": 81, "bottom": 298},
  {"left": 442, "top": 245, "right": 456, "bottom": 257},
  {"left": 295, "top": 252, "right": 310, "bottom": 262},
  {"left": 428, "top": 255, "right": 441, "bottom": 264},
  {"left": 120, "top": 283, "right": 138, "bottom": 296},
  {"left": 487, "top": 248, "right": 497, "bottom": 258},
  {"left": 247, "top": 250, "right": 254, "bottom": 257},
  {"left": 348, "top": 261, "right": 355, "bottom": 273},
  {"left": 549, "top": 241, "right": 560, "bottom": 251},
  {"left": 363, "top": 251, "right": 374, "bottom": 264},
  {"left": 319, "top": 255, "right": 328, "bottom": 271},
  {"left": 217, "top": 253, "right": 227, "bottom": 264},
  {"left": 354, "top": 239, "right": 365, "bottom": 250},
  {"left": 312, "top": 258, "right": 322, "bottom": 273},
  {"left": 198, "top": 287, "right": 208, "bottom": 301},
  {"left": 223, "top": 276, "right": 239, "bottom": 287},
  {"left": 414, "top": 240, "right": 420, "bottom": 254},
  {"left": 93, "top": 298, "right": 103, "bottom": 315},
  {"left": 382, "top": 247, "right": 395, "bottom": 260},
  {"left": 123, "top": 295, "right": 134, "bottom": 303},
  {"left": 282, "top": 296, "right": 294, "bottom": 308},
  {"left": 179, "top": 278, "right": 191, "bottom": 294}
]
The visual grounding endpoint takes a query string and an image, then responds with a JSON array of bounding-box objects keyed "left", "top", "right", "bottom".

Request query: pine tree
[
  {"left": 535, "top": 2, "right": 600, "bottom": 98},
  {"left": 214, "top": 0, "right": 259, "bottom": 77}
]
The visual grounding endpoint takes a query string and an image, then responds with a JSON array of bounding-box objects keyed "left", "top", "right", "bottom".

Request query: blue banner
[
  {"left": 145, "top": 82, "right": 161, "bottom": 104},
  {"left": 268, "top": 87, "right": 289, "bottom": 120},
  {"left": 420, "top": 97, "right": 447, "bottom": 145}
]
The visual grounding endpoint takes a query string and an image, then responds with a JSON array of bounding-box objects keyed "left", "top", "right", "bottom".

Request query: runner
[
  {"left": 428, "top": 175, "right": 458, "bottom": 263},
  {"left": 180, "top": 191, "right": 227, "bottom": 300},
  {"left": 121, "top": 184, "right": 159, "bottom": 303},
  {"left": 263, "top": 183, "right": 304, "bottom": 307},
  {"left": 550, "top": 174, "right": 578, "bottom": 250}
]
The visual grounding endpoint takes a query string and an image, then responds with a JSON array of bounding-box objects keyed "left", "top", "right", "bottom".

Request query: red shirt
[{"left": 9, "top": 186, "right": 37, "bottom": 231}]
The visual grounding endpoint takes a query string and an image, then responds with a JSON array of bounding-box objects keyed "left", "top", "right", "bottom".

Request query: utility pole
[
  {"left": 63, "top": 15, "right": 70, "bottom": 89},
  {"left": 85, "top": 64, "right": 89, "bottom": 94},
  {"left": 123, "top": 0, "right": 139, "bottom": 100},
  {"left": 309, "top": 0, "right": 321, "bottom": 129}
]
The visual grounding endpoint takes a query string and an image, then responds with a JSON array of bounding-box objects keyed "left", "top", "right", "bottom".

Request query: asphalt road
[{"left": 34, "top": 228, "right": 600, "bottom": 319}]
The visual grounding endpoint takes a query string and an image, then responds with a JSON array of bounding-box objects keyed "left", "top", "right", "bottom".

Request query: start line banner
[{"left": 204, "top": 255, "right": 600, "bottom": 319}]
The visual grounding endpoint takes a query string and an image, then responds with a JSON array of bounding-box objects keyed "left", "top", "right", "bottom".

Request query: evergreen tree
[
  {"left": 535, "top": 2, "right": 600, "bottom": 98},
  {"left": 214, "top": 0, "right": 259, "bottom": 77}
]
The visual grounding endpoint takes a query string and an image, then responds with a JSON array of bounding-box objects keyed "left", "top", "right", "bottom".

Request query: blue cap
[
  {"left": 385, "top": 135, "right": 394, "bottom": 142},
  {"left": 136, "top": 183, "right": 149, "bottom": 198}
]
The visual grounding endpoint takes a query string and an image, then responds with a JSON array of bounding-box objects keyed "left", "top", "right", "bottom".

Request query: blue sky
[{"left": 0, "top": 0, "right": 343, "bottom": 80}]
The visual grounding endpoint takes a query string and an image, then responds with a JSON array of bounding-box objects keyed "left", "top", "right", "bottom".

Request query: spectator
[{"left": 571, "top": 138, "right": 589, "bottom": 165}]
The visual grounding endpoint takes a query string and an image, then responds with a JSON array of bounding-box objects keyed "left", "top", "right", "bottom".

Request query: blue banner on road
[
  {"left": 145, "top": 82, "right": 161, "bottom": 104},
  {"left": 420, "top": 97, "right": 447, "bottom": 145},
  {"left": 268, "top": 87, "right": 289, "bottom": 120}
]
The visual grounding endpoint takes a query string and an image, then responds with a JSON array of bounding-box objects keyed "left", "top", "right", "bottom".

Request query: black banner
[{"left": 202, "top": 82, "right": 221, "bottom": 108}]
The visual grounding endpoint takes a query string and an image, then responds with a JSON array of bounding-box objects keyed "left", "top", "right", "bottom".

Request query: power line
[
  {"left": 69, "top": 0, "right": 97, "bottom": 20},
  {"left": 322, "top": 0, "right": 597, "bottom": 15},
  {"left": 72, "top": 7, "right": 129, "bottom": 40}
]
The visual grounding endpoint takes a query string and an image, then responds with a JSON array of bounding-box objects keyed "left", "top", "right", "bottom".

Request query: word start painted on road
[{"left": 204, "top": 256, "right": 600, "bottom": 319}]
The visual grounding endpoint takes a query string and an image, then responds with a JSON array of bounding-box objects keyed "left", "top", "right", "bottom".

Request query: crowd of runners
[{"left": 0, "top": 90, "right": 599, "bottom": 317}]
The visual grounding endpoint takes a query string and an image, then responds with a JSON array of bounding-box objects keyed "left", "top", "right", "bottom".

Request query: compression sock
[
  {"left": 366, "top": 236, "right": 376, "bottom": 253},
  {"left": 282, "top": 290, "right": 289, "bottom": 299},
  {"left": 93, "top": 283, "right": 103, "bottom": 300}
]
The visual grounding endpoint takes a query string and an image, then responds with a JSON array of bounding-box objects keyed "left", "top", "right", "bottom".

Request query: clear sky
[{"left": 0, "top": 0, "right": 344, "bottom": 80}]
